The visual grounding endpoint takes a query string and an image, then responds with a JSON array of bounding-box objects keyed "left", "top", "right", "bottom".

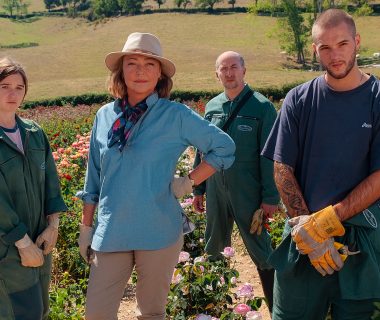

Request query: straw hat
[{"left": 105, "top": 32, "right": 176, "bottom": 77}]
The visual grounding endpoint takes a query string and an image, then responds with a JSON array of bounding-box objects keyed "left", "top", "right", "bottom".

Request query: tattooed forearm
[
  {"left": 334, "top": 169, "right": 380, "bottom": 221},
  {"left": 274, "top": 162, "right": 309, "bottom": 218}
]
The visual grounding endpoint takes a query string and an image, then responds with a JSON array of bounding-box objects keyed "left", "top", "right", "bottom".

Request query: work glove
[
  {"left": 250, "top": 208, "right": 264, "bottom": 235},
  {"left": 171, "top": 176, "right": 193, "bottom": 199},
  {"left": 288, "top": 205, "right": 345, "bottom": 254},
  {"left": 308, "top": 238, "right": 344, "bottom": 276},
  {"left": 15, "top": 234, "right": 44, "bottom": 267},
  {"left": 36, "top": 213, "right": 59, "bottom": 255},
  {"left": 78, "top": 224, "right": 94, "bottom": 264}
]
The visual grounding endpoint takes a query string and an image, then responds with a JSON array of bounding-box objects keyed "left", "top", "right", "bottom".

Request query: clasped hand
[{"left": 288, "top": 205, "right": 345, "bottom": 276}]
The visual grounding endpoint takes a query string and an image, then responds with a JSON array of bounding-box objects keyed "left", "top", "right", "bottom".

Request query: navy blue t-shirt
[{"left": 262, "top": 75, "right": 380, "bottom": 212}]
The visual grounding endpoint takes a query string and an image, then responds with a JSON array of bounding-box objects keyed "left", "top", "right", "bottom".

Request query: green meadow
[{"left": 0, "top": 13, "right": 379, "bottom": 101}]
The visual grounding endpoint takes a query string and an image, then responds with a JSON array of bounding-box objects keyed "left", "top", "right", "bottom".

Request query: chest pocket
[
  {"left": 0, "top": 151, "right": 24, "bottom": 192},
  {"left": 231, "top": 115, "right": 260, "bottom": 162},
  {"left": 28, "top": 148, "right": 46, "bottom": 184}
]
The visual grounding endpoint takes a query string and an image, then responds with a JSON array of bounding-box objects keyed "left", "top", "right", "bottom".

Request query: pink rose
[
  {"left": 246, "top": 311, "right": 262, "bottom": 320},
  {"left": 221, "top": 246, "right": 235, "bottom": 258},
  {"left": 236, "top": 283, "right": 254, "bottom": 299},
  {"left": 233, "top": 303, "right": 251, "bottom": 315},
  {"left": 178, "top": 251, "right": 190, "bottom": 263},
  {"left": 194, "top": 256, "right": 206, "bottom": 264}
]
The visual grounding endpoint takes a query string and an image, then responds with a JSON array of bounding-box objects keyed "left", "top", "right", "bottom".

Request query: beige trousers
[{"left": 85, "top": 236, "right": 183, "bottom": 320}]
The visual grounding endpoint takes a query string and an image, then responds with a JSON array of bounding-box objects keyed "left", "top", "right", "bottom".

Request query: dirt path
[{"left": 117, "top": 236, "right": 271, "bottom": 320}]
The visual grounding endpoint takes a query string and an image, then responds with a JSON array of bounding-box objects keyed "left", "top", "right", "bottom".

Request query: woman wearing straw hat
[{"left": 77, "top": 32, "right": 235, "bottom": 319}]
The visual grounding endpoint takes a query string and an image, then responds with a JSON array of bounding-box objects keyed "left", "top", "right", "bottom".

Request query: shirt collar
[
  {"left": 222, "top": 83, "right": 251, "bottom": 102},
  {"left": 113, "top": 92, "right": 159, "bottom": 114}
]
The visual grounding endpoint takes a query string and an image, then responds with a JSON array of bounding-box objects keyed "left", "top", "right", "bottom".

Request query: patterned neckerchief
[{"left": 107, "top": 97, "right": 148, "bottom": 152}]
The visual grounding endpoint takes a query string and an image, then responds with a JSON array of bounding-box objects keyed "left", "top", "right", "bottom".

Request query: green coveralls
[
  {"left": 270, "top": 202, "right": 380, "bottom": 320},
  {"left": 0, "top": 116, "right": 67, "bottom": 320},
  {"left": 194, "top": 85, "right": 279, "bottom": 269}
]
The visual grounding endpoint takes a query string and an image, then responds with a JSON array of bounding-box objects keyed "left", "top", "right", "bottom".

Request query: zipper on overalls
[
  {"left": 23, "top": 130, "right": 38, "bottom": 232},
  {"left": 221, "top": 100, "right": 234, "bottom": 191}
]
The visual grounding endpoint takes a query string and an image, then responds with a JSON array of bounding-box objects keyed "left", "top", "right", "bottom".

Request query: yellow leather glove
[
  {"left": 308, "top": 238, "right": 344, "bottom": 276},
  {"left": 15, "top": 234, "right": 44, "bottom": 267},
  {"left": 289, "top": 205, "right": 345, "bottom": 254},
  {"left": 36, "top": 213, "right": 59, "bottom": 255},
  {"left": 250, "top": 208, "right": 264, "bottom": 235}
]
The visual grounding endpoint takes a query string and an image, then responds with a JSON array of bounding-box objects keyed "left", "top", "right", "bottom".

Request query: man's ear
[
  {"left": 312, "top": 43, "right": 319, "bottom": 58},
  {"left": 355, "top": 33, "right": 361, "bottom": 52},
  {"left": 215, "top": 71, "right": 220, "bottom": 81}
]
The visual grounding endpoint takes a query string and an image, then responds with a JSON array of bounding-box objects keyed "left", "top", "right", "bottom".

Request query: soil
[{"left": 117, "top": 235, "right": 271, "bottom": 320}]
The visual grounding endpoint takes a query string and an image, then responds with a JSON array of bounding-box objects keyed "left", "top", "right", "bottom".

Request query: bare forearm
[
  {"left": 81, "top": 203, "right": 97, "bottom": 227},
  {"left": 274, "top": 161, "right": 309, "bottom": 218},
  {"left": 334, "top": 170, "right": 380, "bottom": 221},
  {"left": 189, "top": 160, "right": 216, "bottom": 186}
]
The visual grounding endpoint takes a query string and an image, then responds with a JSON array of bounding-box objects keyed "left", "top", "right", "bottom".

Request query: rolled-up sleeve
[
  {"left": 77, "top": 116, "right": 101, "bottom": 204},
  {"left": 180, "top": 106, "right": 235, "bottom": 171},
  {"left": 43, "top": 131, "right": 68, "bottom": 214}
]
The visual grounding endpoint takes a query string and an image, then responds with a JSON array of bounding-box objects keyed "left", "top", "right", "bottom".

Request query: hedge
[{"left": 22, "top": 83, "right": 301, "bottom": 109}]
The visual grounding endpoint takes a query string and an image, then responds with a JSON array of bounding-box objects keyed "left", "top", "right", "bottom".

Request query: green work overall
[
  {"left": 0, "top": 117, "right": 67, "bottom": 320},
  {"left": 270, "top": 202, "right": 380, "bottom": 320},
  {"left": 194, "top": 85, "right": 279, "bottom": 269}
]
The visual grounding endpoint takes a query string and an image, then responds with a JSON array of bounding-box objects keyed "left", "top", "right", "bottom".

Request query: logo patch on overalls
[
  {"left": 40, "top": 162, "right": 46, "bottom": 170},
  {"left": 363, "top": 208, "right": 377, "bottom": 228},
  {"left": 237, "top": 125, "right": 253, "bottom": 132}
]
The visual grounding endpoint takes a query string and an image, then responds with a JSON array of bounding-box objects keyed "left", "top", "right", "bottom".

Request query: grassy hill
[{"left": 0, "top": 13, "right": 379, "bottom": 101}]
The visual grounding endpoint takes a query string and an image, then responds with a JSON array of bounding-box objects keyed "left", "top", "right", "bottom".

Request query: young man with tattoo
[{"left": 262, "top": 9, "right": 380, "bottom": 320}]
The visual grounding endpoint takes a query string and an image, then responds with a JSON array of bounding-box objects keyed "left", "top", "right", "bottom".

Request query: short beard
[{"left": 322, "top": 49, "right": 357, "bottom": 80}]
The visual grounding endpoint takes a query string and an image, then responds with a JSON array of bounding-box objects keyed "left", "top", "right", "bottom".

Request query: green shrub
[
  {"left": 355, "top": 3, "right": 374, "bottom": 16},
  {"left": 0, "top": 42, "right": 39, "bottom": 49}
]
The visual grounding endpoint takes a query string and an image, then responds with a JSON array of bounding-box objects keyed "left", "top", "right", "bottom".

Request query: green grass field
[{"left": 0, "top": 13, "right": 379, "bottom": 101}]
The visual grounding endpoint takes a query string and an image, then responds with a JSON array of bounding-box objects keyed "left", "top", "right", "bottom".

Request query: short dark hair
[
  {"left": 0, "top": 57, "right": 28, "bottom": 97},
  {"left": 312, "top": 9, "right": 356, "bottom": 42},
  {"left": 107, "top": 57, "right": 173, "bottom": 99}
]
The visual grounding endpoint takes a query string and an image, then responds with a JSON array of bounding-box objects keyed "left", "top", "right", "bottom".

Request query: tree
[
  {"left": 174, "top": 0, "right": 191, "bottom": 8},
  {"left": 195, "top": 0, "right": 222, "bottom": 10},
  {"left": 228, "top": 0, "right": 236, "bottom": 8},
  {"left": 118, "top": 0, "right": 144, "bottom": 14},
  {"left": 44, "top": 0, "right": 61, "bottom": 11},
  {"left": 280, "top": 0, "right": 308, "bottom": 64},
  {"left": 93, "top": 0, "right": 120, "bottom": 16},
  {"left": 154, "top": 0, "right": 165, "bottom": 8},
  {"left": 2, "top": 0, "right": 29, "bottom": 17}
]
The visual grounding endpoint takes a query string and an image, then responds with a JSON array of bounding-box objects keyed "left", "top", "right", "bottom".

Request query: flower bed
[{"left": 19, "top": 102, "right": 284, "bottom": 319}]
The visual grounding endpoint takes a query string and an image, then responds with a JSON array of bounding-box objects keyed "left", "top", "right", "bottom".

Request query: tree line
[{"left": 1, "top": 0, "right": 377, "bottom": 68}]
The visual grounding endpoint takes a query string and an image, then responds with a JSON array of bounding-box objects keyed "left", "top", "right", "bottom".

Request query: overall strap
[{"left": 222, "top": 89, "right": 254, "bottom": 132}]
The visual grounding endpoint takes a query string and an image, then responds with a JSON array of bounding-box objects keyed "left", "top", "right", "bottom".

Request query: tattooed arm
[
  {"left": 333, "top": 169, "right": 380, "bottom": 221},
  {"left": 274, "top": 161, "right": 309, "bottom": 218}
]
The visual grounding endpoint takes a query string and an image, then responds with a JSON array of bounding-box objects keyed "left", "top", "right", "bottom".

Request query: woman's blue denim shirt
[{"left": 79, "top": 93, "right": 235, "bottom": 251}]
